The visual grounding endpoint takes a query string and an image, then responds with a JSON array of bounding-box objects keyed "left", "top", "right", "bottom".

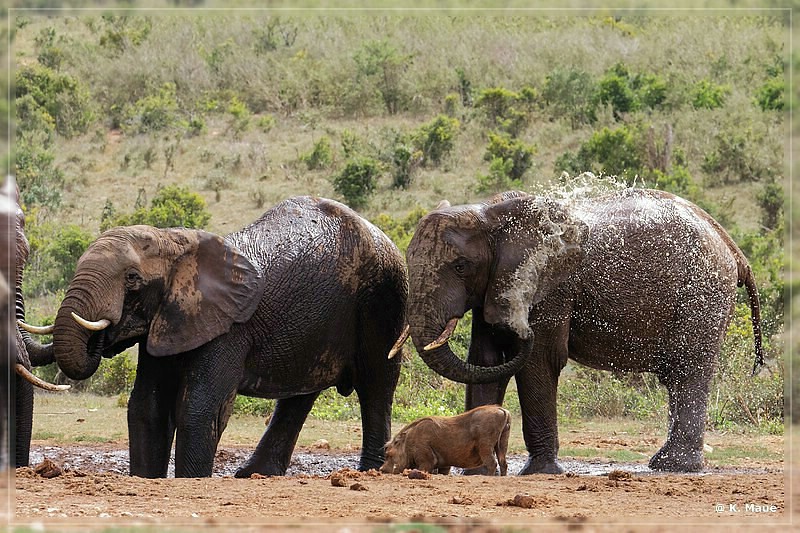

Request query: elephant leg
[
  {"left": 127, "top": 349, "right": 178, "bottom": 478},
  {"left": 355, "top": 379, "right": 397, "bottom": 471},
  {"left": 516, "top": 337, "right": 566, "bottom": 475},
  {"left": 14, "top": 375, "right": 33, "bottom": 467},
  {"left": 649, "top": 370, "right": 711, "bottom": 472},
  {"left": 173, "top": 347, "right": 241, "bottom": 478},
  {"left": 234, "top": 392, "right": 320, "bottom": 478}
]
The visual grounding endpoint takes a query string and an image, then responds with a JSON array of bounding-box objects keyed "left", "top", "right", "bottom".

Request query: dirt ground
[{"left": 6, "top": 431, "right": 792, "bottom": 532}]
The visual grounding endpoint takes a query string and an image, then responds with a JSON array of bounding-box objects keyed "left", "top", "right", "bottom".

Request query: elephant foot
[
  {"left": 518, "top": 455, "right": 563, "bottom": 475},
  {"left": 648, "top": 445, "right": 704, "bottom": 472},
  {"left": 234, "top": 456, "right": 288, "bottom": 478}
]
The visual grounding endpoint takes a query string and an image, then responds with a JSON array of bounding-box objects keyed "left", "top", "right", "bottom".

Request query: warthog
[{"left": 380, "top": 405, "right": 511, "bottom": 475}]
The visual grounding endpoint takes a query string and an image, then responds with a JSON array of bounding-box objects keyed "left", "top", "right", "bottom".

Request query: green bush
[
  {"left": 561, "top": 125, "right": 643, "bottom": 181},
  {"left": 541, "top": 67, "right": 597, "bottom": 127},
  {"left": 691, "top": 79, "right": 730, "bottom": 110},
  {"left": 15, "top": 63, "right": 93, "bottom": 138},
  {"left": 121, "top": 82, "right": 182, "bottom": 134},
  {"left": 101, "top": 185, "right": 212, "bottom": 231},
  {"left": 754, "top": 77, "right": 784, "bottom": 111},
  {"left": 649, "top": 164, "right": 698, "bottom": 198},
  {"left": 595, "top": 63, "right": 667, "bottom": 118},
  {"left": 474, "top": 87, "right": 533, "bottom": 137},
  {"left": 476, "top": 157, "right": 520, "bottom": 193},
  {"left": 411, "top": 114, "right": 460, "bottom": 166},
  {"left": 24, "top": 213, "right": 93, "bottom": 296},
  {"left": 14, "top": 137, "right": 65, "bottom": 209},
  {"left": 91, "top": 351, "right": 137, "bottom": 396},
  {"left": 97, "top": 14, "right": 152, "bottom": 54},
  {"left": 354, "top": 39, "right": 412, "bottom": 115},
  {"left": 332, "top": 157, "right": 380, "bottom": 209},
  {"left": 483, "top": 132, "right": 536, "bottom": 182},
  {"left": 701, "top": 129, "right": 768, "bottom": 184},
  {"left": 233, "top": 395, "right": 275, "bottom": 417},
  {"left": 300, "top": 136, "right": 334, "bottom": 170}
]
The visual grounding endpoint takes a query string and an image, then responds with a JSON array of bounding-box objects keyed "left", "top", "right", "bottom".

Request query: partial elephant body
[
  {"left": 52, "top": 196, "right": 406, "bottom": 478},
  {"left": 404, "top": 188, "right": 762, "bottom": 474}
]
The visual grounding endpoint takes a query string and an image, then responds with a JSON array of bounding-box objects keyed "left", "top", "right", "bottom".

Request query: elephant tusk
[
  {"left": 387, "top": 325, "right": 411, "bottom": 359},
  {"left": 17, "top": 320, "right": 54, "bottom": 335},
  {"left": 15, "top": 364, "right": 71, "bottom": 392},
  {"left": 71, "top": 312, "right": 111, "bottom": 331},
  {"left": 423, "top": 318, "right": 459, "bottom": 351}
]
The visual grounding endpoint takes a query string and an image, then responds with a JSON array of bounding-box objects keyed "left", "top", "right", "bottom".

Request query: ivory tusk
[
  {"left": 17, "top": 320, "right": 54, "bottom": 335},
  {"left": 387, "top": 325, "right": 411, "bottom": 359},
  {"left": 15, "top": 364, "right": 71, "bottom": 392},
  {"left": 71, "top": 312, "right": 111, "bottom": 331},
  {"left": 423, "top": 317, "right": 459, "bottom": 351}
]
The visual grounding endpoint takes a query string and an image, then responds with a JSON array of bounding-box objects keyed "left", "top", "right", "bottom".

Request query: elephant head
[
  {"left": 52, "top": 225, "right": 263, "bottom": 380},
  {"left": 404, "top": 191, "right": 588, "bottom": 384}
]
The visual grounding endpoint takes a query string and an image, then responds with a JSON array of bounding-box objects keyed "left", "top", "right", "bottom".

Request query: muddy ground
[{"left": 8, "top": 433, "right": 792, "bottom": 532}]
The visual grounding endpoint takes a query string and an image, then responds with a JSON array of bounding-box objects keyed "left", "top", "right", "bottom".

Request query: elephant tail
[{"left": 738, "top": 260, "right": 765, "bottom": 376}]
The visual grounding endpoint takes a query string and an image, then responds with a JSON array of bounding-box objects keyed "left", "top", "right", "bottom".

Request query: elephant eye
[
  {"left": 453, "top": 259, "right": 469, "bottom": 276},
  {"left": 125, "top": 270, "right": 143, "bottom": 287}
]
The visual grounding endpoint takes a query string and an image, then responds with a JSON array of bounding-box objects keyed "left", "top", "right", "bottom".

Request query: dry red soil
[{"left": 6, "top": 433, "right": 793, "bottom": 532}]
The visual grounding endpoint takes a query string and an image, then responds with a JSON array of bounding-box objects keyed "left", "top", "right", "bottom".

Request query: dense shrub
[
  {"left": 354, "top": 39, "right": 412, "bottom": 115},
  {"left": 541, "top": 67, "right": 596, "bottom": 127},
  {"left": 474, "top": 87, "right": 535, "bottom": 137},
  {"left": 476, "top": 157, "right": 520, "bottom": 193},
  {"left": 556, "top": 125, "right": 642, "bottom": 181},
  {"left": 595, "top": 63, "right": 667, "bottom": 118},
  {"left": 24, "top": 213, "right": 93, "bottom": 296},
  {"left": 691, "top": 79, "right": 730, "bottom": 110},
  {"left": 332, "top": 157, "right": 380, "bottom": 209},
  {"left": 300, "top": 136, "right": 334, "bottom": 170},
  {"left": 15, "top": 64, "right": 93, "bottom": 138},
  {"left": 121, "top": 82, "right": 182, "bottom": 134},
  {"left": 14, "top": 137, "right": 64, "bottom": 209},
  {"left": 754, "top": 77, "right": 784, "bottom": 111},
  {"left": 411, "top": 114, "right": 460, "bottom": 166},
  {"left": 100, "top": 185, "right": 212, "bottom": 230},
  {"left": 483, "top": 132, "right": 536, "bottom": 182},
  {"left": 390, "top": 144, "right": 423, "bottom": 189}
]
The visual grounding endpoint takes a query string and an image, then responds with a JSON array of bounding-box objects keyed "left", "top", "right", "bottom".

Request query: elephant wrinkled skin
[
  {"left": 403, "top": 188, "right": 763, "bottom": 474},
  {"left": 49, "top": 196, "right": 407, "bottom": 478}
]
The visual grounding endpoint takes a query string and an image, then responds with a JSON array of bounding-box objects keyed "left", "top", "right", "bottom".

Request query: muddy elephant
[
  {"left": 398, "top": 188, "right": 763, "bottom": 473},
  {"left": 0, "top": 177, "right": 67, "bottom": 469},
  {"left": 40, "top": 196, "right": 406, "bottom": 478}
]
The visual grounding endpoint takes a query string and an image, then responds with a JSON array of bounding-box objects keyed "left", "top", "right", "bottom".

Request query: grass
[{"left": 30, "top": 392, "right": 786, "bottom": 468}]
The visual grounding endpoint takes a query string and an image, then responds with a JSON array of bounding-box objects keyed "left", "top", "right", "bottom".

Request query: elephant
[
  {"left": 39, "top": 195, "right": 406, "bottom": 478},
  {"left": 397, "top": 188, "right": 763, "bottom": 474},
  {"left": 0, "top": 176, "right": 67, "bottom": 470}
]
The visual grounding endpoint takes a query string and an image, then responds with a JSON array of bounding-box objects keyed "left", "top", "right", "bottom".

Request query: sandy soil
[{"left": 6, "top": 432, "right": 791, "bottom": 532}]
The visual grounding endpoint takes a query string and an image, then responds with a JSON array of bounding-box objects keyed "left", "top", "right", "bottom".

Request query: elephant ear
[
  {"left": 483, "top": 196, "right": 588, "bottom": 338},
  {"left": 147, "top": 230, "right": 263, "bottom": 356}
]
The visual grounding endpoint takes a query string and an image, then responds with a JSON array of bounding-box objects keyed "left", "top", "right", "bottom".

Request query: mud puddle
[{"left": 29, "top": 444, "right": 776, "bottom": 478}]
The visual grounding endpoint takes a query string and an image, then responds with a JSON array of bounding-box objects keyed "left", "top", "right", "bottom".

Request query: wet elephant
[
  {"left": 42, "top": 196, "right": 407, "bottom": 478},
  {"left": 398, "top": 188, "right": 763, "bottom": 473}
]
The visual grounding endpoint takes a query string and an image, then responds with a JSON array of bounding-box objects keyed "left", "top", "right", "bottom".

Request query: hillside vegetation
[{"left": 9, "top": 13, "right": 787, "bottom": 430}]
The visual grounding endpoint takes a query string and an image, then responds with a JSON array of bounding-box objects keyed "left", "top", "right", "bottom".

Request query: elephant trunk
[
  {"left": 52, "top": 293, "right": 103, "bottom": 381},
  {"left": 408, "top": 301, "right": 530, "bottom": 385}
]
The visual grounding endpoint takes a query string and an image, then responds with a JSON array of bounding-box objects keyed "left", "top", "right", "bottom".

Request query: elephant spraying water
[{"left": 396, "top": 188, "right": 762, "bottom": 474}]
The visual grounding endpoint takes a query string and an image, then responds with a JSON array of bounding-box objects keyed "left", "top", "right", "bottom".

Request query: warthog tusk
[
  {"left": 17, "top": 320, "right": 54, "bottom": 335},
  {"left": 423, "top": 318, "right": 459, "bottom": 351},
  {"left": 15, "top": 364, "right": 70, "bottom": 392},
  {"left": 71, "top": 312, "right": 111, "bottom": 331},
  {"left": 387, "top": 325, "right": 410, "bottom": 359}
]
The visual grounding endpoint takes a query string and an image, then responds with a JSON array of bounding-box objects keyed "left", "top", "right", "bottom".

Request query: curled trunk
[
  {"left": 410, "top": 311, "right": 532, "bottom": 384},
  {"left": 52, "top": 296, "right": 103, "bottom": 381}
]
